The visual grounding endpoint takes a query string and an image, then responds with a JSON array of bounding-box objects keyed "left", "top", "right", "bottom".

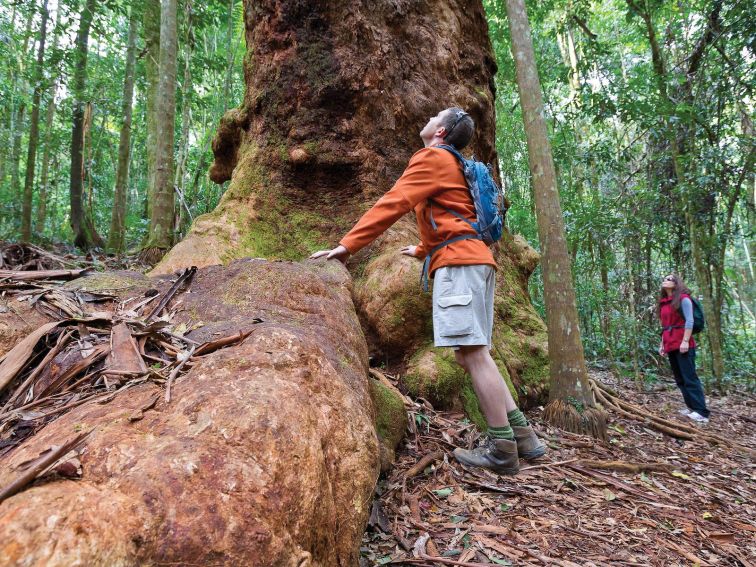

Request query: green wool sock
[
  {"left": 507, "top": 409, "right": 528, "bottom": 427},
  {"left": 488, "top": 425, "right": 514, "bottom": 440}
]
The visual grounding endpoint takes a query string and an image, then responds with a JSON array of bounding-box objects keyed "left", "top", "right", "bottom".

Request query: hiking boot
[
  {"left": 512, "top": 425, "right": 547, "bottom": 460},
  {"left": 687, "top": 411, "right": 709, "bottom": 424},
  {"left": 452, "top": 437, "right": 519, "bottom": 475}
]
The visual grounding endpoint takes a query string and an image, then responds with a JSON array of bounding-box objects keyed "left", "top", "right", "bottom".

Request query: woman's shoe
[
  {"left": 687, "top": 411, "right": 709, "bottom": 423},
  {"left": 678, "top": 407, "right": 692, "bottom": 416}
]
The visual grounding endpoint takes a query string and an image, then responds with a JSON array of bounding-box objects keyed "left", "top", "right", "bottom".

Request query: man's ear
[{"left": 436, "top": 126, "right": 447, "bottom": 138}]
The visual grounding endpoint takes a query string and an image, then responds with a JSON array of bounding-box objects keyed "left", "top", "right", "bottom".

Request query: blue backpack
[{"left": 420, "top": 144, "right": 507, "bottom": 291}]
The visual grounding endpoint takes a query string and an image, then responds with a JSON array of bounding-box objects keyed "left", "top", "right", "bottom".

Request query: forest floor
[
  {"left": 3, "top": 243, "right": 754, "bottom": 566},
  {"left": 361, "top": 370, "right": 755, "bottom": 567}
]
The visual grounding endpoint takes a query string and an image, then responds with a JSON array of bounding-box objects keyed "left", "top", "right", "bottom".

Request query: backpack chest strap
[
  {"left": 420, "top": 233, "right": 482, "bottom": 292},
  {"left": 427, "top": 198, "right": 475, "bottom": 231}
]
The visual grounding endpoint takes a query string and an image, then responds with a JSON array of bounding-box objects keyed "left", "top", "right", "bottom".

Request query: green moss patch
[{"left": 369, "top": 378, "right": 407, "bottom": 451}]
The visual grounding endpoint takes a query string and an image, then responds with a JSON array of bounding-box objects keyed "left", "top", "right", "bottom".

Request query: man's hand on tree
[
  {"left": 400, "top": 245, "right": 417, "bottom": 257},
  {"left": 310, "top": 245, "right": 350, "bottom": 263}
]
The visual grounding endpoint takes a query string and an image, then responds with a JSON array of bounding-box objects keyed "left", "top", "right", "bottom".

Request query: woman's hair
[{"left": 659, "top": 273, "right": 691, "bottom": 311}]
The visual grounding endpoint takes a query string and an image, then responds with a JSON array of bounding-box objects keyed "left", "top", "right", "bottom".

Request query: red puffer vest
[{"left": 659, "top": 294, "right": 696, "bottom": 353}]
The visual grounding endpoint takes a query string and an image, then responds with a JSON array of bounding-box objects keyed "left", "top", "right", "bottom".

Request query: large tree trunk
[
  {"left": 154, "top": 0, "right": 550, "bottom": 410},
  {"left": 69, "top": 0, "right": 104, "bottom": 249},
  {"left": 505, "top": 0, "right": 606, "bottom": 438},
  {"left": 106, "top": 6, "right": 139, "bottom": 253},
  {"left": 141, "top": 0, "right": 177, "bottom": 262},
  {"left": 21, "top": 0, "right": 49, "bottom": 241}
]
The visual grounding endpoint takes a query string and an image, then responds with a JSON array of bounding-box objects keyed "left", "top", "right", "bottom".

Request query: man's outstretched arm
[{"left": 310, "top": 148, "right": 442, "bottom": 261}]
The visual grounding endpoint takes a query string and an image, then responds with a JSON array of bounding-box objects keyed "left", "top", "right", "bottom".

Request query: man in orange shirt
[{"left": 311, "top": 107, "right": 545, "bottom": 475}]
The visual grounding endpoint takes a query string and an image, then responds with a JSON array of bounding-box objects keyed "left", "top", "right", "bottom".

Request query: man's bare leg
[
  {"left": 455, "top": 345, "right": 517, "bottom": 427},
  {"left": 452, "top": 345, "right": 546, "bottom": 473}
]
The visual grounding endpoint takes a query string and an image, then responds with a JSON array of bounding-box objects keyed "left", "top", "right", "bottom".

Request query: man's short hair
[{"left": 441, "top": 107, "right": 474, "bottom": 149}]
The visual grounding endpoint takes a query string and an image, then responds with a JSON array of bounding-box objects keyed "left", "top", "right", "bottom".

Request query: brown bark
[
  {"left": 141, "top": 0, "right": 177, "bottom": 260},
  {"left": 154, "top": 0, "right": 550, "bottom": 407},
  {"left": 69, "top": 0, "right": 103, "bottom": 249},
  {"left": 106, "top": 7, "right": 139, "bottom": 253},
  {"left": 21, "top": 0, "right": 49, "bottom": 241},
  {"left": 505, "top": 0, "right": 605, "bottom": 437}
]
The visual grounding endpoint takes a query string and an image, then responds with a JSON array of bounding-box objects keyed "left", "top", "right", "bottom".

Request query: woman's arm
[{"left": 680, "top": 297, "right": 694, "bottom": 352}]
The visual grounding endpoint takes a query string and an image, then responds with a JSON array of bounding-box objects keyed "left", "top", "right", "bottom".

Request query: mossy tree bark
[
  {"left": 505, "top": 0, "right": 606, "bottom": 439},
  {"left": 155, "top": 0, "right": 550, "bottom": 414}
]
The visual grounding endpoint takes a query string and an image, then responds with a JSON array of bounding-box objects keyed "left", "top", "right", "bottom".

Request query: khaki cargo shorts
[{"left": 432, "top": 264, "right": 495, "bottom": 348}]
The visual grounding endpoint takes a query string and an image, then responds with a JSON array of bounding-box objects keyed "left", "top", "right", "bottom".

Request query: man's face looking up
[{"left": 419, "top": 109, "right": 450, "bottom": 146}]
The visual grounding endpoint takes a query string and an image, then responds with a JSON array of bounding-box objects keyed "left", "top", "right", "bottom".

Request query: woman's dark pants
[{"left": 668, "top": 348, "right": 710, "bottom": 417}]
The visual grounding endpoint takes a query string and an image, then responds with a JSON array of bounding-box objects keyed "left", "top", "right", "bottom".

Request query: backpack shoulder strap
[{"left": 436, "top": 144, "right": 466, "bottom": 165}]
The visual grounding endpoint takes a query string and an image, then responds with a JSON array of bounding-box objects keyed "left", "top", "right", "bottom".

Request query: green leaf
[
  {"left": 433, "top": 487, "right": 453, "bottom": 498},
  {"left": 451, "top": 515, "right": 468, "bottom": 523},
  {"left": 377, "top": 556, "right": 393, "bottom": 565}
]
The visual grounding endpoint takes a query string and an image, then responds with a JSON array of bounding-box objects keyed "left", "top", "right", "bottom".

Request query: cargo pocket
[{"left": 436, "top": 293, "right": 473, "bottom": 337}]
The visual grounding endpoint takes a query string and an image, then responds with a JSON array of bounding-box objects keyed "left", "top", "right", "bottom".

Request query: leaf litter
[
  {"left": 361, "top": 369, "right": 755, "bottom": 566},
  {"left": 0, "top": 264, "right": 256, "bottom": 503}
]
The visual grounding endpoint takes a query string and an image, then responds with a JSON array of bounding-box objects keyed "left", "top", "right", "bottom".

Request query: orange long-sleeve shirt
[{"left": 340, "top": 146, "right": 496, "bottom": 277}]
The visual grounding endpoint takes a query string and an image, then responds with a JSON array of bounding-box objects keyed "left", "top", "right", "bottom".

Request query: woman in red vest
[{"left": 658, "top": 274, "right": 710, "bottom": 423}]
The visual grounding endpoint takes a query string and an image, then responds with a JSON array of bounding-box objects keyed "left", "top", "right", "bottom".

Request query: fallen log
[{"left": 0, "top": 268, "right": 89, "bottom": 282}]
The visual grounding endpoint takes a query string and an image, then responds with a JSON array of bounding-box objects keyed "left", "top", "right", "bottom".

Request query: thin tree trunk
[
  {"left": 21, "top": 0, "right": 50, "bottom": 241},
  {"left": 596, "top": 238, "right": 617, "bottom": 369},
  {"left": 9, "top": 104, "right": 26, "bottom": 217},
  {"left": 505, "top": 0, "right": 605, "bottom": 439},
  {"left": 35, "top": 3, "right": 63, "bottom": 235},
  {"left": 69, "top": 0, "right": 103, "bottom": 249},
  {"left": 141, "top": 0, "right": 178, "bottom": 261},
  {"left": 222, "top": 0, "right": 234, "bottom": 111},
  {"left": 107, "top": 7, "right": 139, "bottom": 253},
  {"left": 143, "top": 0, "right": 161, "bottom": 224},
  {"left": 36, "top": 87, "right": 57, "bottom": 234},
  {"left": 176, "top": 0, "right": 194, "bottom": 235},
  {"left": 8, "top": 8, "right": 35, "bottom": 219}
]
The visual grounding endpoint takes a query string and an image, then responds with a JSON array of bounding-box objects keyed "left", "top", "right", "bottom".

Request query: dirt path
[{"left": 362, "top": 369, "right": 755, "bottom": 566}]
